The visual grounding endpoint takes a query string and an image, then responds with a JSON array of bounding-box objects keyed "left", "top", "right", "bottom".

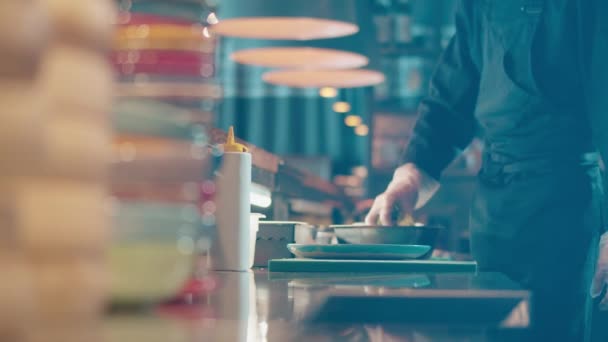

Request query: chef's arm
[
  {"left": 586, "top": 0, "right": 608, "bottom": 233},
  {"left": 401, "top": 0, "right": 480, "bottom": 182}
]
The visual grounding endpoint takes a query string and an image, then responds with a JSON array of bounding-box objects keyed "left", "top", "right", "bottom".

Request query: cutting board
[{"left": 268, "top": 259, "right": 477, "bottom": 273}]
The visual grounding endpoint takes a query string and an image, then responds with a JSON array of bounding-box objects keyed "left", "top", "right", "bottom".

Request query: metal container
[
  {"left": 330, "top": 225, "right": 442, "bottom": 248},
  {"left": 253, "top": 221, "right": 316, "bottom": 267}
]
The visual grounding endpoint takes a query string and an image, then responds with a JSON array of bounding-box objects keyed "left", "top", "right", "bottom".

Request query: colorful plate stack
[
  {"left": 0, "top": 0, "right": 115, "bottom": 341},
  {"left": 109, "top": 0, "right": 218, "bottom": 304}
]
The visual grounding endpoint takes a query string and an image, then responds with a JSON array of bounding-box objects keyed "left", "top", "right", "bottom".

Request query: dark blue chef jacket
[{"left": 401, "top": 1, "right": 608, "bottom": 341}]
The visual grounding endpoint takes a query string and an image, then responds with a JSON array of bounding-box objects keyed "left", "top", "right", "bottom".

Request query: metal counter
[{"left": 104, "top": 270, "right": 530, "bottom": 342}]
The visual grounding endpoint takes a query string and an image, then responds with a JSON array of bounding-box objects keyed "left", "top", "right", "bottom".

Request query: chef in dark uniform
[{"left": 366, "top": 1, "right": 608, "bottom": 341}]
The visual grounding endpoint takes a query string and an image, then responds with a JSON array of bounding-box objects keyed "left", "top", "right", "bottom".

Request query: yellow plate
[
  {"left": 116, "top": 24, "right": 208, "bottom": 40},
  {"left": 114, "top": 37, "right": 215, "bottom": 52},
  {"left": 114, "top": 24, "right": 215, "bottom": 52}
]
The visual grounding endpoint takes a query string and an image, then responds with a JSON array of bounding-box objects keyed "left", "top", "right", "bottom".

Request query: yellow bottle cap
[{"left": 224, "top": 126, "right": 249, "bottom": 153}]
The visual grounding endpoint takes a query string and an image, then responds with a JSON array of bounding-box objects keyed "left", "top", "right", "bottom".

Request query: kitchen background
[
  {"left": 215, "top": 0, "right": 482, "bottom": 253},
  {"left": 0, "top": 1, "right": 528, "bottom": 339}
]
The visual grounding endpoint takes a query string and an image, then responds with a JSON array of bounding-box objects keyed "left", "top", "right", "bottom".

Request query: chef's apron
[{"left": 469, "top": 1, "right": 605, "bottom": 341}]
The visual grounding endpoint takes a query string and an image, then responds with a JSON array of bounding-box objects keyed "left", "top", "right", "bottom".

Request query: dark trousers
[
  {"left": 470, "top": 163, "right": 605, "bottom": 342},
  {"left": 592, "top": 298, "right": 608, "bottom": 342}
]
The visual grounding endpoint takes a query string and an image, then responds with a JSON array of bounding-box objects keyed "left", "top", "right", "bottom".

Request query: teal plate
[
  {"left": 129, "top": 1, "right": 205, "bottom": 22},
  {"left": 287, "top": 244, "right": 432, "bottom": 260}
]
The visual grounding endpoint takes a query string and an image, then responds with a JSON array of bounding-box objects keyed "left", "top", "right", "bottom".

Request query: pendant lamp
[
  {"left": 212, "top": 0, "right": 359, "bottom": 40},
  {"left": 220, "top": 0, "right": 379, "bottom": 71},
  {"left": 231, "top": 47, "right": 368, "bottom": 70},
  {"left": 262, "top": 69, "right": 385, "bottom": 88}
]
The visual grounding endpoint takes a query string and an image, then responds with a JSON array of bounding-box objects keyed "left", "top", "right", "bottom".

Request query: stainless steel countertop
[{"left": 102, "top": 270, "right": 531, "bottom": 342}]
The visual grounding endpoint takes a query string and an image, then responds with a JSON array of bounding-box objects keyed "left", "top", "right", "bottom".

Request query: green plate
[
  {"left": 287, "top": 244, "right": 432, "bottom": 260},
  {"left": 113, "top": 99, "right": 199, "bottom": 140}
]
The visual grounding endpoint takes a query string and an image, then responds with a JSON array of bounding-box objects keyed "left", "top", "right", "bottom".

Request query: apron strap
[{"left": 500, "top": 152, "right": 600, "bottom": 174}]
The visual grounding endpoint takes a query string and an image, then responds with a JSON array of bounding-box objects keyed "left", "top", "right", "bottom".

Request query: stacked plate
[
  {"left": 288, "top": 225, "right": 442, "bottom": 260},
  {"left": 109, "top": 0, "right": 218, "bottom": 304},
  {"left": 0, "top": 0, "right": 115, "bottom": 340},
  {"left": 31, "top": 0, "right": 116, "bottom": 337}
]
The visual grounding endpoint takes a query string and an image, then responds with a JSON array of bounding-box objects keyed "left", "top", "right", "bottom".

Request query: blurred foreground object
[
  {"left": 0, "top": 0, "right": 116, "bottom": 341},
  {"left": 109, "top": 0, "right": 218, "bottom": 304}
]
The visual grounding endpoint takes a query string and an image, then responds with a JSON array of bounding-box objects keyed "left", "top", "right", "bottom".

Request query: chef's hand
[
  {"left": 365, "top": 163, "right": 438, "bottom": 226},
  {"left": 592, "top": 232, "right": 608, "bottom": 310}
]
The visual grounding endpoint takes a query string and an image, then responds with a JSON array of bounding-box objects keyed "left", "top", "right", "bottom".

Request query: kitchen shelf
[{"left": 211, "top": 128, "right": 354, "bottom": 216}]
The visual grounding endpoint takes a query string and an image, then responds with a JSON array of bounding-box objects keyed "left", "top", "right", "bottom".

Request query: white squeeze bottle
[{"left": 212, "top": 126, "right": 253, "bottom": 271}]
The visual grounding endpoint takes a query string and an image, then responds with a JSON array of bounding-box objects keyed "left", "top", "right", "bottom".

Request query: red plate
[
  {"left": 110, "top": 50, "right": 214, "bottom": 76},
  {"left": 116, "top": 12, "right": 196, "bottom": 26}
]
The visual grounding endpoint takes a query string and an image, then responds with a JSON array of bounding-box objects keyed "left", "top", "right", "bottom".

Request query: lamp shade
[
  {"left": 219, "top": 0, "right": 380, "bottom": 71},
  {"left": 231, "top": 47, "right": 368, "bottom": 70},
  {"left": 212, "top": 0, "right": 359, "bottom": 40},
  {"left": 262, "top": 69, "right": 385, "bottom": 88}
]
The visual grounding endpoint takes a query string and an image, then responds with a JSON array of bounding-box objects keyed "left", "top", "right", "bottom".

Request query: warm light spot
[
  {"left": 355, "top": 124, "right": 369, "bottom": 136},
  {"left": 333, "top": 101, "right": 351, "bottom": 113},
  {"left": 202, "top": 180, "right": 216, "bottom": 195},
  {"left": 203, "top": 26, "right": 212, "bottom": 38},
  {"left": 212, "top": 18, "right": 358, "bottom": 40},
  {"left": 345, "top": 115, "right": 362, "bottom": 127},
  {"left": 319, "top": 87, "right": 338, "bottom": 98},
  {"left": 263, "top": 69, "right": 385, "bottom": 88},
  {"left": 352, "top": 166, "right": 368, "bottom": 178},
  {"left": 207, "top": 12, "right": 219, "bottom": 25},
  {"left": 232, "top": 48, "right": 367, "bottom": 70},
  {"left": 202, "top": 200, "right": 217, "bottom": 214}
]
